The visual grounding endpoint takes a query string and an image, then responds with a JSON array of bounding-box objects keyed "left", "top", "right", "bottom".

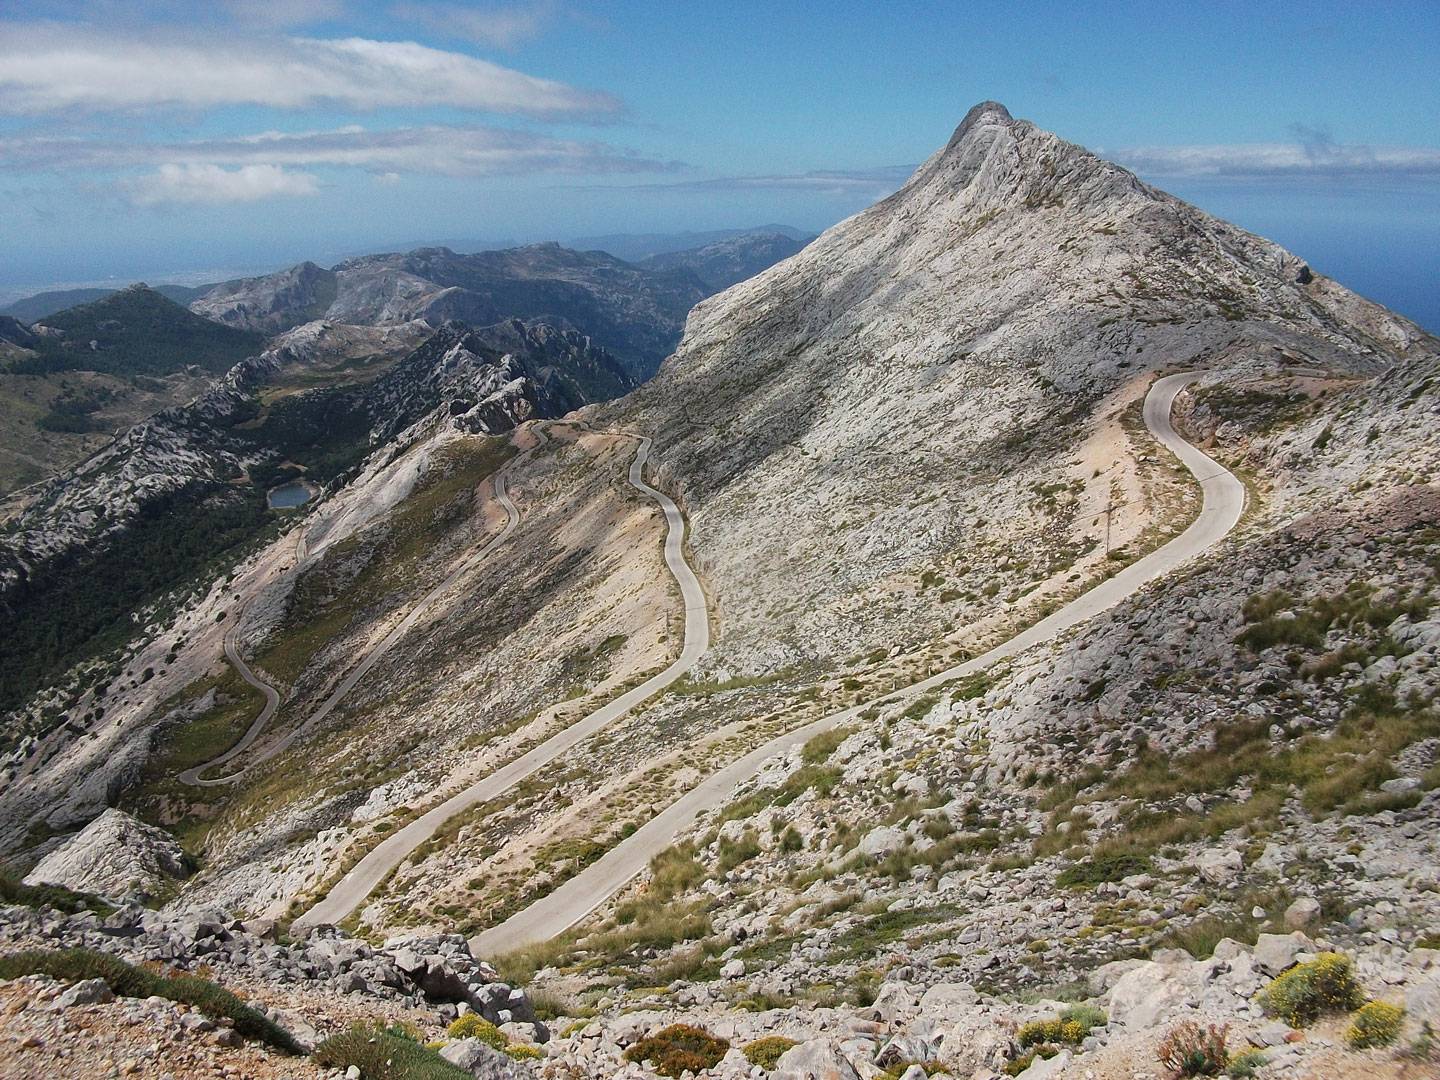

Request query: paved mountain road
[
  {"left": 293, "top": 429, "right": 709, "bottom": 928},
  {"left": 468, "top": 371, "right": 1245, "bottom": 956},
  {"left": 175, "top": 600, "right": 284, "bottom": 786},
  {"left": 180, "top": 439, "right": 534, "bottom": 787}
]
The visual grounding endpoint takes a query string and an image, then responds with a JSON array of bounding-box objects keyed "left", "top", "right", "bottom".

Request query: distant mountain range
[
  {"left": 190, "top": 242, "right": 707, "bottom": 381},
  {"left": 0, "top": 284, "right": 209, "bottom": 324},
  {"left": 570, "top": 224, "right": 813, "bottom": 262}
]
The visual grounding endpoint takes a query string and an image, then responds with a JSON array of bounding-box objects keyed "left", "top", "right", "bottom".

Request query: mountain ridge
[{"left": 2, "top": 102, "right": 1440, "bottom": 1080}]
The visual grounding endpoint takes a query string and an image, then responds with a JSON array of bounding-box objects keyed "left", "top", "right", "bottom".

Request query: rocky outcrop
[
  {"left": 23, "top": 808, "right": 187, "bottom": 898},
  {"left": 191, "top": 243, "right": 709, "bottom": 380},
  {"left": 191, "top": 261, "right": 338, "bottom": 335},
  {"left": 0, "top": 901, "right": 543, "bottom": 1032}
]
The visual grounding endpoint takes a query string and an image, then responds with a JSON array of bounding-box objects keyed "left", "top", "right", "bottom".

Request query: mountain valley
[{"left": 3, "top": 103, "right": 1439, "bottom": 1080}]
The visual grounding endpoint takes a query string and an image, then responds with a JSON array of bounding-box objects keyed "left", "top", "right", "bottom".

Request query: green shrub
[
  {"left": 1016, "top": 1005, "right": 1105, "bottom": 1050},
  {"left": 1060, "top": 1004, "right": 1107, "bottom": 1030},
  {"left": 1017, "top": 1018, "right": 1085, "bottom": 1047},
  {"left": 744, "top": 1035, "right": 798, "bottom": 1069},
  {"left": 623, "top": 1023, "right": 729, "bottom": 1078},
  {"left": 446, "top": 1013, "right": 506, "bottom": 1049},
  {"left": 0, "top": 948, "right": 300, "bottom": 1053},
  {"left": 0, "top": 872, "right": 113, "bottom": 916},
  {"left": 1258, "top": 952, "right": 1365, "bottom": 1027},
  {"left": 315, "top": 1028, "right": 472, "bottom": 1079},
  {"left": 1346, "top": 1001, "right": 1405, "bottom": 1048},
  {"left": 1156, "top": 1020, "right": 1229, "bottom": 1076},
  {"left": 504, "top": 1044, "right": 543, "bottom": 1060},
  {"left": 1226, "top": 1049, "right": 1267, "bottom": 1077},
  {"left": 1055, "top": 853, "right": 1152, "bottom": 888}
]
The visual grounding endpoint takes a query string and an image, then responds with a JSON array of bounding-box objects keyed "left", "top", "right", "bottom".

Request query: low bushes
[
  {"left": 1018, "top": 1004, "right": 1105, "bottom": 1048},
  {"left": 315, "top": 1027, "right": 471, "bottom": 1079},
  {"left": 1055, "top": 853, "right": 1152, "bottom": 888},
  {"left": 1009, "top": 1005, "right": 1106, "bottom": 1075},
  {"left": 0, "top": 948, "right": 301, "bottom": 1053},
  {"left": 1156, "top": 1021, "right": 1229, "bottom": 1077},
  {"left": 1258, "top": 952, "right": 1365, "bottom": 1027},
  {"left": 446, "top": 1013, "right": 506, "bottom": 1049},
  {"left": 0, "top": 872, "right": 112, "bottom": 916},
  {"left": 623, "top": 1023, "right": 729, "bottom": 1078},
  {"left": 1346, "top": 1001, "right": 1406, "bottom": 1049},
  {"left": 743, "top": 1035, "right": 798, "bottom": 1068}
]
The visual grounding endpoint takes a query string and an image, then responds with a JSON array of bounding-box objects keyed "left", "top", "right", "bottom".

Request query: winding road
[
  {"left": 292, "top": 429, "right": 709, "bottom": 928},
  {"left": 180, "top": 439, "right": 534, "bottom": 787},
  {"left": 468, "top": 371, "right": 1245, "bottom": 956},
  {"left": 176, "top": 599, "right": 283, "bottom": 786}
]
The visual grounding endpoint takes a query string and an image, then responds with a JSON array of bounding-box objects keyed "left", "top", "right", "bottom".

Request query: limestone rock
[
  {"left": 774, "top": 1039, "right": 862, "bottom": 1080},
  {"left": 23, "top": 809, "right": 187, "bottom": 898},
  {"left": 1253, "top": 932, "right": 1314, "bottom": 976}
]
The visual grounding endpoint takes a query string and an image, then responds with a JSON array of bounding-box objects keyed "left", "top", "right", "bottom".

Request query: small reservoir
[{"left": 266, "top": 479, "right": 318, "bottom": 510}]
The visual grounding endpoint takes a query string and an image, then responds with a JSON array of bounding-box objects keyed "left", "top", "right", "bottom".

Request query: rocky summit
[{"left": 2, "top": 98, "right": 1439, "bottom": 1080}]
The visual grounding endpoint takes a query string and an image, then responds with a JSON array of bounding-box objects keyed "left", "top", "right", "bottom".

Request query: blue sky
[{"left": 2, "top": 1, "right": 1437, "bottom": 328}]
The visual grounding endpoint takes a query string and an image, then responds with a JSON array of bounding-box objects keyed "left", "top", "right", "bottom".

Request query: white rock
[
  {"left": 24, "top": 809, "right": 187, "bottom": 898},
  {"left": 859, "top": 827, "right": 906, "bottom": 858},
  {"left": 1195, "top": 847, "right": 1242, "bottom": 885}
]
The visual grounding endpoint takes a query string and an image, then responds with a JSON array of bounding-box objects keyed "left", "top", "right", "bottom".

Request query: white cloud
[
  {"left": 125, "top": 163, "right": 320, "bottom": 205},
  {"left": 1109, "top": 142, "right": 1440, "bottom": 182},
  {"left": 0, "top": 23, "right": 617, "bottom": 117},
  {"left": 391, "top": 1, "right": 556, "bottom": 48},
  {"left": 626, "top": 165, "right": 915, "bottom": 198},
  {"left": 1, "top": 124, "right": 676, "bottom": 179},
  {"left": 221, "top": 0, "right": 347, "bottom": 27}
]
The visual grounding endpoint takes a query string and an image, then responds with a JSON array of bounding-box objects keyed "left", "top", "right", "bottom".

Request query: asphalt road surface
[
  {"left": 467, "top": 371, "right": 1244, "bottom": 956},
  {"left": 293, "top": 431, "right": 709, "bottom": 928}
]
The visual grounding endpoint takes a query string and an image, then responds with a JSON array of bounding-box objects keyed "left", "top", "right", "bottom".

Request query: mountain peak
[{"left": 947, "top": 100, "right": 1014, "bottom": 145}]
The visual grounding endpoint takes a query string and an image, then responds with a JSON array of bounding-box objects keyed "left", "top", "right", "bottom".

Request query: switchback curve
[{"left": 469, "top": 370, "right": 1245, "bottom": 955}]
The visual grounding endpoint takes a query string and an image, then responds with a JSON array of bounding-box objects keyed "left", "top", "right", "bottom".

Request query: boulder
[
  {"left": 938, "top": 1014, "right": 1012, "bottom": 1074},
  {"left": 918, "top": 981, "right": 979, "bottom": 1015},
  {"left": 1405, "top": 972, "right": 1440, "bottom": 1025},
  {"left": 53, "top": 979, "right": 114, "bottom": 1009},
  {"left": 1107, "top": 958, "right": 1199, "bottom": 1028},
  {"left": 1017, "top": 1048, "right": 1071, "bottom": 1078},
  {"left": 23, "top": 809, "right": 188, "bottom": 898},
  {"left": 1283, "top": 897, "right": 1322, "bottom": 930},
  {"left": 1252, "top": 932, "right": 1313, "bottom": 976},
  {"left": 439, "top": 1038, "right": 529, "bottom": 1079},
  {"left": 1195, "top": 847, "right": 1242, "bottom": 885},
  {"left": 867, "top": 980, "right": 920, "bottom": 1023},
  {"left": 860, "top": 827, "right": 906, "bottom": 858},
  {"left": 774, "top": 1039, "right": 861, "bottom": 1080}
]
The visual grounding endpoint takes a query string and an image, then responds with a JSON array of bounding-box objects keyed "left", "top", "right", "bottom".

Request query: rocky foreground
[{"left": 2, "top": 890, "right": 1439, "bottom": 1078}]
